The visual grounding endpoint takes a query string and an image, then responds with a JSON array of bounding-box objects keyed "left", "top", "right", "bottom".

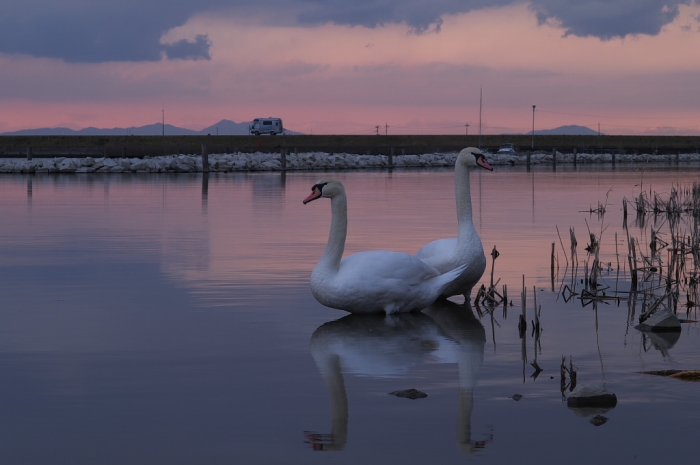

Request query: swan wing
[{"left": 415, "top": 238, "right": 458, "bottom": 272}]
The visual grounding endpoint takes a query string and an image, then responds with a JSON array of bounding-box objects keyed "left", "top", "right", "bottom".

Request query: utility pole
[
  {"left": 465, "top": 123, "right": 470, "bottom": 135},
  {"left": 162, "top": 108, "right": 165, "bottom": 156},
  {"left": 478, "top": 86, "right": 482, "bottom": 149},
  {"left": 531, "top": 105, "right": 536, "bottom": 148},
  {"left": 375, "top": 125, "right": 380, "bottom": 135},
  {"left": 385, "top": 123, "right": 388, "bottom": 136}
]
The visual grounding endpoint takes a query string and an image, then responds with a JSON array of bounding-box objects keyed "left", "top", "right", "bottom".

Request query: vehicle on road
[
  {"left": 496, "top": 143, "right": 517, "bottom": 154},
  {"left": 249, "top": 118, "right": 284, "bottom": 136}
]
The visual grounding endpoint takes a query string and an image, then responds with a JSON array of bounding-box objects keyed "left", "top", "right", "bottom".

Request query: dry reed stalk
[
  {"left": 551, "top": 242, "right": 556, "bottom": 281},
  {"left": 490, "top": 245, "right": 499, "bottom": 293},
  {"left": 629, "top": 237, "right": 638, "bottom": 287},
  {"left": 519, "top": 275, "right": 527, "bottom": 335}
]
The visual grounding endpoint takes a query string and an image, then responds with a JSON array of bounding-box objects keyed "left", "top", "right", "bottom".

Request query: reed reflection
[{"left": 306, "top": 300, "right": 489, "bottom": 455}]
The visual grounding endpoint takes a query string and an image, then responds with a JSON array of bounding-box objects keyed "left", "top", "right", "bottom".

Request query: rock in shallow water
[
  {"left": 566, "top": 385, "right": 617, "bottom": 408},
  {"left": 389, "top": 389, "right": 428, "bottom": 400}
]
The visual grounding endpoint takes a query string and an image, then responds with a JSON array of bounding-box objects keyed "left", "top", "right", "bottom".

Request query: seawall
[{"left": 1, "top": 134, "right": 700, "bottom": 158}]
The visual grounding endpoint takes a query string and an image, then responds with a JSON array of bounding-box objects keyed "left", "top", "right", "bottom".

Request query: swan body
[
  {"left": 415, "top": 147, "right": 493, "bottom": 299},
  {"left": 304, "top": 179, "right": 467, "bottom": 314}
]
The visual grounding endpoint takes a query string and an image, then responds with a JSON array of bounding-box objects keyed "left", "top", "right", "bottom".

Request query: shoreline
[{"left": 1, "top": 150, "right": 699, "bottom": 174}]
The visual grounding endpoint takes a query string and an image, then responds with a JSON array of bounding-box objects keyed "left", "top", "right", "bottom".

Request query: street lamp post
[{"left": 531, "top": 105, "right": 536, "bottom": 148}]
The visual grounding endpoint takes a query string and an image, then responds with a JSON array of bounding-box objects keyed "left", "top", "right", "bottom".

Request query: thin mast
[{"left": 478, "top": 86, "right": 482, "bottom": 149}]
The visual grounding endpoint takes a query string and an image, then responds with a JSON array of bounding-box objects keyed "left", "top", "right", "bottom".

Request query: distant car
[
  {"left": 249, "top": 118, "right": 283, "bottom": 136},
  {"left": 496, "top": 143, "right": 517, "bottom": 154}
]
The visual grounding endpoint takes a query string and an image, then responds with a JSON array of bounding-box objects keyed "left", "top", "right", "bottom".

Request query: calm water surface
[{"left": 1, "top": 165, "right": 699, "bottom": 464}]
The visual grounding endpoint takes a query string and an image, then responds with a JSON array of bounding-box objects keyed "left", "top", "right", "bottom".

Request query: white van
[{"left": 248, "top": 118, "right": 284, "bottom": 136}]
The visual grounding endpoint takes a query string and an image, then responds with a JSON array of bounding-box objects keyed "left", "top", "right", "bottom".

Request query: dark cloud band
[
  {"left": 0, "top": 0, "right": 695, "bottom": 62},
  {"left": 163, "top": 35, "right": 212, "bottom": 61}
]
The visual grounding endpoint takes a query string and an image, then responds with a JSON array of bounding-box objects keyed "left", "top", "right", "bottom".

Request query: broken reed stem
[
  {"left": 533, "top": 285, "right": 537, "bottom": 318},
  {"left": 533, "top": 285, "right": 540, "bottom": 332},
  {"left": 551, "top": 242, "right": 556, "bottom": 281},
  {"left": 630, "top": 237, "right": 639, "bottom": 286},
  {"left": 556, "top": 225, "right": 569, "bottom": 267},
  {"left": 519, "top": 275, "right": 527, "bottom": 334},
  {"left": 490, "top": 245, "right": 498, "bottom": 290}
]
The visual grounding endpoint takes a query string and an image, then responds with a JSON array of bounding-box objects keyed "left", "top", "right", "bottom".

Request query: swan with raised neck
[
  {"left": 415, "top": 147, "right": 493, "bottom": 300},
  {"left": 303, "top": 179, "right": 468, "bottom": 314}
]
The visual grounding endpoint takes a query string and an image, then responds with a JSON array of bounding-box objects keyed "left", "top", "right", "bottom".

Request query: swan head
[
  {"left": 303, "top": 179, "right": 345, "bottom": 204},
  {"left": 458, "top": 147, "right": 493, "bottom": 171}
]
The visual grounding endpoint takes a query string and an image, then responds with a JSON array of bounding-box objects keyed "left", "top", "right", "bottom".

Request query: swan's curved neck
[
  {"left": 320, "top": 193, "right": 348, "bottom": 270},
  {"left": 455, "top": 164, "right": 474, "bottom": 228}
]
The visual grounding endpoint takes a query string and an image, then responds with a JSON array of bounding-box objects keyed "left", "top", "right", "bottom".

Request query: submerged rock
[
  {"left": 641, "top": 370, "right": 700, "bottom": 382},
  {"left": 389, "top": 389, "right": 427, "bottom": 400},
  {"left": 567, "top": 385, "right": 617, "bottom": 408},
  {"left": 590, "top": 415, "right": 608, "bottom": 426}
]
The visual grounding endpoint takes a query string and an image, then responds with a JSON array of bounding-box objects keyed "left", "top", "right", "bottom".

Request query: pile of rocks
[
  {"left": 0, "top": 152, "right": 458, "bottom": 173},
  {"left": 0, "top": 150, "right": 697, "bottom": 174}
]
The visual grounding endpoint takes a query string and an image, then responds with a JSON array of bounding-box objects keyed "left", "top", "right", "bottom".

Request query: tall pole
[
  {"left": 531, "top": 105, "right": 536, "bottom": 148},
  {"left": 465, "top": 123, "right": 469, "bottom": 135},
  {"left": 478, "top": 86, "right": 482, "bottom": 148},
  {"left": 162, "top": 108, "right": 165, "bottom": 156}
]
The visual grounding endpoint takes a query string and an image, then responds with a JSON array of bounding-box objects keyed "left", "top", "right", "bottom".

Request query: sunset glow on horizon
[{"left": 1, "top": 1, "right": 699, "bottom": 136}]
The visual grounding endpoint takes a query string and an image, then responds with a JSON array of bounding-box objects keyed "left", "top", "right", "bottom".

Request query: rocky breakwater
[
  {"left": 0, "top": 152, "right": 459, "bottom": 173},
  {"left": 1, "top": 151, "right": 698, "bottom": 174}
]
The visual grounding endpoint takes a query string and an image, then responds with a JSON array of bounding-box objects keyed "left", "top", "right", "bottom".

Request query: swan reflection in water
[{"left": 305, "top": 299, "right": 491, "bottom": 454}]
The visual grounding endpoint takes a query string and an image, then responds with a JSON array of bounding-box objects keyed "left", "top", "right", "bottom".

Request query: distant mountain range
[
  {"left": 1, "top": 121, "right": 598, "bottom": 136},
  {"left": 0, "top": 119, "right": 301, "bottom": 136},
  {"left": 532, "top": 125, "right": 600, "bottom": 136}
]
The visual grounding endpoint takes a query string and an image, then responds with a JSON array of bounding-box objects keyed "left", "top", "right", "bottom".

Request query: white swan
[
  {"left": 415, "top": 147, "right": 492, "bottom": 300},
  {"left": 303, "top": 179, "right": 468, "bottom": 314}
]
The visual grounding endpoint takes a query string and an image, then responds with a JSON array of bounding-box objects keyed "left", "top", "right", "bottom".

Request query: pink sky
[{"left": 1, "top": 2, "right": 699, "bottom": 135}]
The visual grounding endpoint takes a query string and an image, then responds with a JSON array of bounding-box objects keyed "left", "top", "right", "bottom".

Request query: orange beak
[
  {"left": 303, "top": 186, "right": 323, "bottom": 204},
  {"left": 477, "top": 157, "right": 493, "bottom": 171}
]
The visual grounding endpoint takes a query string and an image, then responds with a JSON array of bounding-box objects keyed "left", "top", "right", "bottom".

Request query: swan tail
[{"left": 432, "top": 263, "right": 469, "bottom": 294}]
